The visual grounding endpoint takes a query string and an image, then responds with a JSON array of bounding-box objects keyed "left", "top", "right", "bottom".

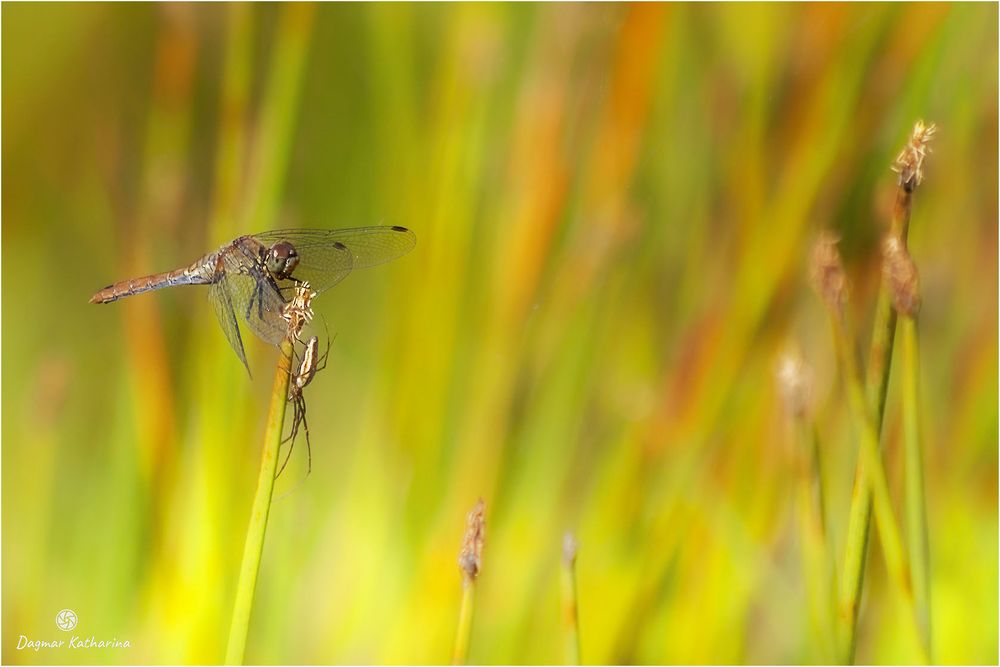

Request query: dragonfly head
[{"left": 265, "top": 241, "right": 300, "bottom": 280}]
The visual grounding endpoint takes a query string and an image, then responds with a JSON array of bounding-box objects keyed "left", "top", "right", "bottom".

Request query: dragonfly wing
[
  {"left": 252, "top": 226, "right": 415, "bottom": 293},
  {"left": 243, "top": 279, "right": 288, "bottom": 346},
  {"left": 208, "top": 279, "right": 250, "bottom": 374},
  {"left": 281, "top": 241, "right": 354, "bottom": 294},
  {"left": 218, "top": 251, "right": 289, "bottom": 347}
]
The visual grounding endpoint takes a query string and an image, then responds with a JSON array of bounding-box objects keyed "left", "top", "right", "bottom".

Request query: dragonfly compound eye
[{"left": 266, "top": 242, "right": 300, "bottom": 279}]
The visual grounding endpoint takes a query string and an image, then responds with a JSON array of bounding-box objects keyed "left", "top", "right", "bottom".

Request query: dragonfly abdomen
[{"left": 89, "top": 266, "right": 210, "bottom": 304}]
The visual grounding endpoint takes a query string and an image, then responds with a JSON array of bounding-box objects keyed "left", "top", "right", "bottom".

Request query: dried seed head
[
  {"left": 810, "top": 231, "right": 849, "bottom": 316},
  {"left": 891, "top": 120, "right": 937, "bottom": 191},
  {"left": 882, "top": 234, "right": 921, "bottom": 317},
  {"left": 458, "top": 498, "right": 486, "bottom": 584},
  {"left": 776, "top": 350, "right": 813, "bottom": 420},
  {"left": 562, "top": 532, "right": 578, "bottom": 567}
]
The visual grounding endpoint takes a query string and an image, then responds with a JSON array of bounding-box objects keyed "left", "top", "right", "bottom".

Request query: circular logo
[{"left": 55, "top": 609, "right": 78, "bottom": 632}]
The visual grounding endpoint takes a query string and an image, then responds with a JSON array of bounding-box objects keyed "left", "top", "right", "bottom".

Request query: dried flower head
[
  {"left": 882, "top": 234, "right": 921, "bottom": 317},
  {"left": 281, "top": 281, "right": 317, "bottom": 341},
  {"left": 891, "top": 120, "right": 937, "bottom": 190},
  {"left": 562, "top": 532, "right": 578, "bottom": 567},
  {"left": 810, "top": 231, "right": 849, "bottom": 316},
  {"left": 776, "top": 350, "right": 813, "bottom": 420},
  {"left": 458, "top": 498, "right": 486, "bottom": 584}
]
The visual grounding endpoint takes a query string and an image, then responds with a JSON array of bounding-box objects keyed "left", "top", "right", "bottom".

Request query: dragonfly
[{"left": 90, "top": 226, "right": 415, "bottom": 372}]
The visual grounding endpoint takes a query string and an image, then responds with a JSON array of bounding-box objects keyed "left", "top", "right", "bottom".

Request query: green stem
[
  {"left": 830, "top": 314, "right": 925, "bottom": 663},
  {"left": 452, "top": 580, "right": 476, "bottom": 665},
  {"left": 561, "top": 542, "right": 582, "bottom": 665},
  {"left": 225, "top": 338, "right": 294, "bottom": 665},
  {"left": 902, "top": 315, "right": 932, "bottom": 658},
  {"left": 839, "top": 185, "right": 911, "bottom": 662},
  {"left": 795, "top": 421, "right": 836, "bottom": 661}
]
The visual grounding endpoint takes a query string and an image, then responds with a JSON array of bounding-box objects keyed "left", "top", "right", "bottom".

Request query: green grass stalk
[
  {"left": 885, "top": 234, "right": 932, "bottom": 657},
  {"left": 829, "top": 312, "right": 910, "bottom": 593},
  {"left": 835, "top": 121, "right": 935, "bottom": 662},
  {"left": 901, "top": 314, "right": 931, "bottom": 656},
  {"left": 829, "top": 307, "right": 928, "bottom": 662},
  {"left": 778, "top": 352, "right": 836, "bottom": 659},
  {"left": 225, "top": 337, "right": 294, "bottom": 665},
  {"left": 796, "top": 421, "right": 837, "bottom": 660},
  {"left": 811, "top": 233, "right": 923, "bottom": 663},
  {"left": 839, "top": 182, "right": 910, "bottom": 655},
  {"left": 453, "top": 579, "right": 476, "bottom": 665},
  {"left": 840, "top": 176, "right": 906, "bottom": 623},
  {"left": 561, "top": 533, "right": 582, "bottom": 665}
]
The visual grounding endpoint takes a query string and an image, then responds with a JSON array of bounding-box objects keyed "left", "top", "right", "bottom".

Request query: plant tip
[
  {"left": 458, "top": 498, "right": 486, "bottom": 583},
  {"left": 562, "top": 532, "right": 578, "bottom": 566},
  {"left": 891, "top": 120, "right": 937, "bottom": 191},
  {"left": 809, "top": 231, "right": 848, "bottom": 317},
  {"left": 776, "top": 350, "right": 813, "bottom": 419}
]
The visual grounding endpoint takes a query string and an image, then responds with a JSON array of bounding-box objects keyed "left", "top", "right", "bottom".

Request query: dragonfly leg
[
  {"left": 244, "top": 277, "right": 270, "bottom": 323},
  {"left": 244, "top": 282, "right": 258, "bottom": 321}
]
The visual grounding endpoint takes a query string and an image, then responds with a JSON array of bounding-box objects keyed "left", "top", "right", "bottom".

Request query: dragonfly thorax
[{"left": 265, "top": 241, "right": 300, "bottom": 280}]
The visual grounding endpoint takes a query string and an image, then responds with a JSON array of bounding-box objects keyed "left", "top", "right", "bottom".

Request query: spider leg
[
  {"left": 314, "top": 319, "right": 335, "bottom": 373},
  {"left": 300, "top": 405, "right": 312, "bottom": 477},
  {"left": 276, "top": 435, "right": 294, "bottom": 478},
  {"left": 275, "top": 396, "right": 303, "bottom": 479},
  {"left": 316, "top": 338, "right": 332, "bottom": 373}
]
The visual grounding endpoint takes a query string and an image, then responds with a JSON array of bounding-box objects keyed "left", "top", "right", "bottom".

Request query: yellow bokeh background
[{"left": 2, "top": 3, "right": 996, "bottom": 664}]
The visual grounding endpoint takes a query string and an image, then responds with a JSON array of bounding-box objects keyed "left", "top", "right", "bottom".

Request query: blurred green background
[{"left": 2, "top": 3, "right": 997, "bottom": 664}]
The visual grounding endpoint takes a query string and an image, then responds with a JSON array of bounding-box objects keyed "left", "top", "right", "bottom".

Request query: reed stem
[
  {"left": 777, "top": 350, "right": 836, "bottom": 659},
  {"left": 561, "top": 533, "right": 582, "bottom": 665},
  {"left": 811, "top": 231, "right": 923, "bottom": 662},
  {"left": 830, "top": 310, "right": 926, "bottom": 663},
  {"left": 225, "top": 337, "right": 294, "bottom": 665},
  {"left": 453, "top": 580, "right": 476, "bottom": 665},
  {"left": 902, "top": 310, "right": 932, "bottom": 657},
  {"left": 840, "top": 187, "right": 908, "bottom": 641},
  {"left": 796, "top": 420, "right": 837, "bottom": 660},
  {"left": 837, "top": 121, "right": 935, "bottom": 662}
]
